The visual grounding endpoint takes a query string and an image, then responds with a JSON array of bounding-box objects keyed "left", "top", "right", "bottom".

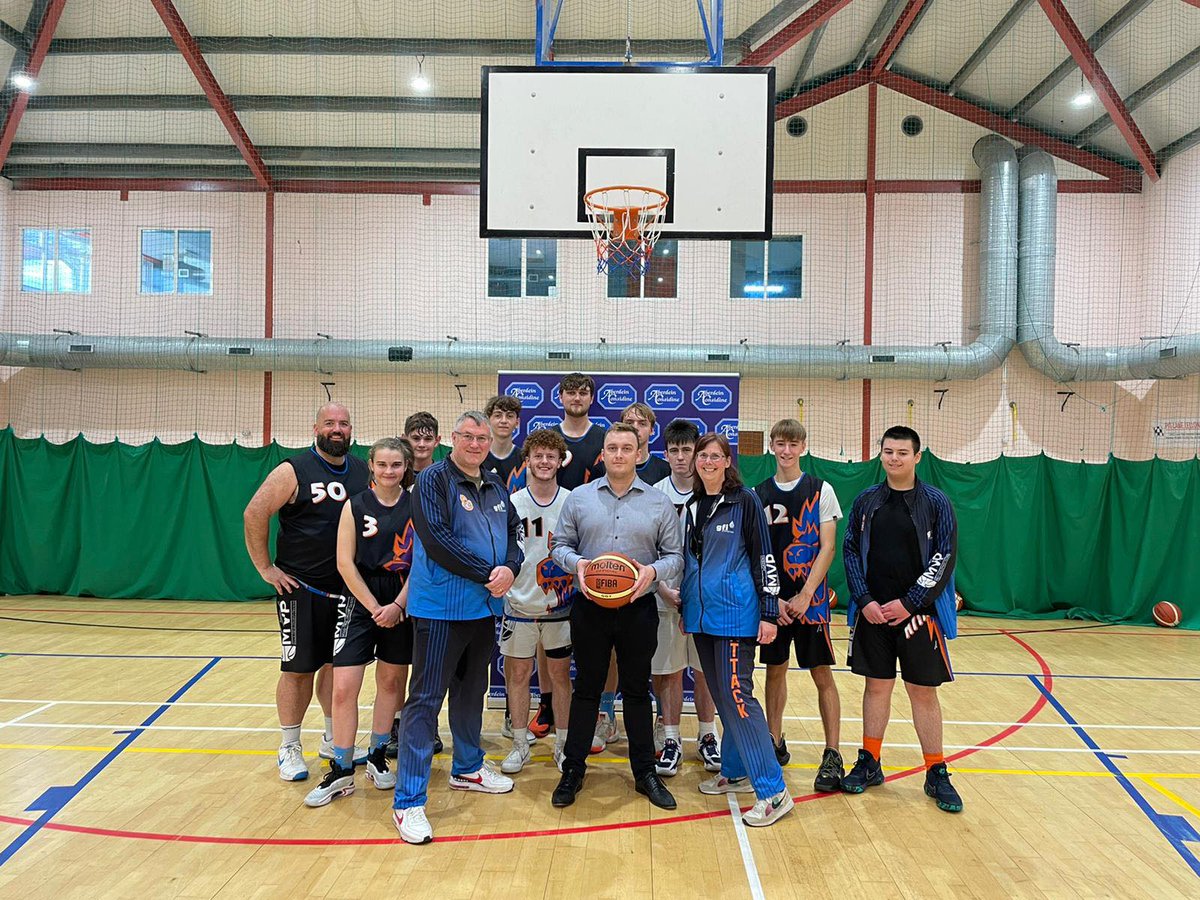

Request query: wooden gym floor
[{"left": 0, "top": 597, "right": 1196, "bottom": 899}]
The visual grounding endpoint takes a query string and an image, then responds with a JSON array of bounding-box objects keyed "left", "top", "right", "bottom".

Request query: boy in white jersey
[
  {"left": 500, "top": 429, "right": 575, "bottom": 773},
  {"left": 652, "top": 419, "right": 721, "bottom": 775}
]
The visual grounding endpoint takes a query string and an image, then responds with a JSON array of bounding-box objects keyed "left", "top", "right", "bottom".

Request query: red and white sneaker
[
  {"left": 393, "top": 806, "right": 433, "bottom": 844},
  {"left": 742, "top": 791, "right": 795, "bottom": 827},
  {"left": 448, "top": 761, "right": 514, "bottom": 794}
]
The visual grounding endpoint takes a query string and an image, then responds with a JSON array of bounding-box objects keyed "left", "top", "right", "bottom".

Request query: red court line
[{"left": 0, "top": 632, "right": 1053, "bottom": 846}]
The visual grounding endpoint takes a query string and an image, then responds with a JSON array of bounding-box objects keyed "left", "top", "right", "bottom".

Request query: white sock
[
  {"left": 698, "top": 720, "right": 717, "bottom": 739},
  {"left": 323, "top": 716, "right": 334, "bottom": 741},
  {"left": 556, "top": 729, "right": 568, "bottom": 751},
  {"left": 664, "top": 724, "right": 681, "bottom": 743},
  {"left": 281, "top": 724, "right": 302, "bottom": 745}
]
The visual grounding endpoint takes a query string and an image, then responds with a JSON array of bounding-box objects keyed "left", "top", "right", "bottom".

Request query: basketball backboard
[{"left": 480, "top": 65, "right": 775, "bottom": 240}]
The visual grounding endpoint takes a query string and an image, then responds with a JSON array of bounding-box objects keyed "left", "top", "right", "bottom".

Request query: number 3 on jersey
[
  {"left": 311, "top": 482, "right": 347, "bottom": 503},
  {"left": 362, "top": 514, "right": 378, "bottom": 537}
]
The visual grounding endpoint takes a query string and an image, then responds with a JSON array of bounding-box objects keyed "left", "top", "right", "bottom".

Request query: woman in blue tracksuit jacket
[{"left": 677, "top": 433, "right": 794, "bottom": 827}]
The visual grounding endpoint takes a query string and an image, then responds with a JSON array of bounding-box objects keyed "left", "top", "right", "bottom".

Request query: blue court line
[
  {"left": 0, "top": 656, "right": 221, "bottom": 868},
  {"left": 1027, "top": 674, "right": 1200, "bottom": 879}
]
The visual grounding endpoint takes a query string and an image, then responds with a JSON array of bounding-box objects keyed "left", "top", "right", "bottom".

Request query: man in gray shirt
[{"left": 549, "top": 422, "right": 684, "bottom": 810}]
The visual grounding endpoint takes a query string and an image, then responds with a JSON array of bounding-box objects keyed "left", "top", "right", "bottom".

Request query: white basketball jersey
[
  {"left": 654, "top": 476, "right": 692, "bottom": 600},
  {"left": 506, "top": 486, "right": 574, "bottom": 619}
]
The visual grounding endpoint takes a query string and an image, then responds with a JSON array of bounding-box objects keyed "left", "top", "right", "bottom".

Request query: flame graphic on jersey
[
  {"left": 536, "top": 529, "right": 574, "bottom": 608},
  {"left": 781, "top": 492, "right": 832, "bottom": 623},
  {"left": 383, "top": 520, "right": 414, "bottom": 576}
]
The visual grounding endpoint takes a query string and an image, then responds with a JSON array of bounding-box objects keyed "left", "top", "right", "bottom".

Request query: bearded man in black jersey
[{"left": 244, "top": 402, "right": 370, "bottom": 782}]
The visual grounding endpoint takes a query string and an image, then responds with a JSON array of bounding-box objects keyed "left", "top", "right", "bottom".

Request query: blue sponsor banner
[{"left": 500, "top": 371, "right": 740, "bottom": 450}]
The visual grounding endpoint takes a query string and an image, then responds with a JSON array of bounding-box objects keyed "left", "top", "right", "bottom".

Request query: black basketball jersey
[
  {"left": 484, "top": 446, "right": 524, "bottom": 493},
  {"left": 348, "top": 487, "right": 414, "bottom": 600},
  {"left": 275, "top": 448, "right": 370, "bottom": 592},
  {"left": 636, "top": 454, "right": 671, "bottom": 485},
  {"left": 552, "top": 422, "right": 607, "bottom": 490},
  {"left": 754, "top": 474, "right": 834, "bottom": 622}
]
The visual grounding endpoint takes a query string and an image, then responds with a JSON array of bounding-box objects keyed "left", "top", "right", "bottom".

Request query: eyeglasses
[
  {"left": 453, "top": 432, "right": 491, "bottom": 445},
  {"left": 695, "top": 453, "right": 727, "bottom": 463}
]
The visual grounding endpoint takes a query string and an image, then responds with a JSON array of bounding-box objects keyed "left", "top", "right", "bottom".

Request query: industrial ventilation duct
[
  {"left": 1016, "top": 148, "right": 1200, "bottom": 381},
  {"left": 1, "top": 137, "right": 1019, "bottom": 380}
]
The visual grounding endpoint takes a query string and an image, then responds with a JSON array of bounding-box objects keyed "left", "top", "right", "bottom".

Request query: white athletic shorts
[
  {"left": 652, "top": 606, "right": 702, "bottom": 675},
  {"left": 499, "top": 616, "right": 572, "bottom": 659}
]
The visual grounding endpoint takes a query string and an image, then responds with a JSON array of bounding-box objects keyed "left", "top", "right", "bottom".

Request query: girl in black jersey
[{"left": 305, "top": 437, "right": 416, "bottom": 808}]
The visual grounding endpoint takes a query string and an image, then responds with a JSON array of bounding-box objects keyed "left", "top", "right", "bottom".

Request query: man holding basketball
[{"left": 549, "top": 422, "right": 683, "bottom": 810}]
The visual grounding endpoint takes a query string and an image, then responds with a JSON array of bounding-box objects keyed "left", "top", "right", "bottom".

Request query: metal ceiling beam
[
  {"left": 149, "top": 0, "right": 269, "bottom": 188},
  {"left": 1159, "top": 124, "right": 1200, "bottom": 165},
  {"left": 1073, "top": 45, "right": 1200, "bottom": 144},
  {"left": 0, "top": 18, "right": 27, "bottom": 50},
  {"left": 853, "top": 0, "right": 906, "bottom": 70},
  {"left": 735, "top": 0, "right": 811, "bottom": 54},
  {"left": 0, "top": 0, "right": 68, "bottom": 172},
  {"left": 7, "top": 142, "right": 480, "bottom": 163},
  {"left": 789, "top": 22, "right": 827, "bottom": 95},
  {"left": 1034, "top": 0, "right": 1157, "bottom": 180},
  {"left": 868, "top": 0, "right": 932, "bottom": 76},
  {"left": 1007, "top": 0, "right": 1151, "bottom": 120},
  {"left": 776, "top": 67, "right": 869, "bottom": 119},
  {"left": 877, "top": 69, "right": 1141, "bottom": 186},
  {"left": 45, "top": 36, "right": 719, "bottom": 57},
  {"left": 26, "top": 94, "right": 480, "bottom": 113},
  {"left": 1, "top": 163, "right": 481, "bottom": 181},
  {"left": 740, "top": 0, "right": 856, "bottom": 68},
  {"left": 947, "top": 0, "right": 1035, "bottom": 96}
]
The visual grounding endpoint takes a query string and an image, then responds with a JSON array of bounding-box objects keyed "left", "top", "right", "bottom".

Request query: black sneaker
[
  {"left": 924, "top": 763, "right": 963, "bottom": 812},
  {"left": 814, "top": 747, "right": 845, "bottom": 793},
  {"left": 433, "top": 731, "right": 444, "bottom": 755},
  {"left": 385, "top": 719, "right": 399, "bottom": 759},
  {"left": 841, "top": 749, "right": 884, "bottom": 794},
  {"left": 773, "top": 733, "right": 791, "bottom": 767}
]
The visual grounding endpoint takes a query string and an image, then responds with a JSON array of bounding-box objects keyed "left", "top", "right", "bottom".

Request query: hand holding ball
[{"left": 581, "top": 553, "right": 641, "bottom": 609}]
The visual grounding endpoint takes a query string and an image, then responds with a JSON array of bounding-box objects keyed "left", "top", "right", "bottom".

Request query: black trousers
[{"left": 563, "top": 593, "right": 659, "bottom": 779}]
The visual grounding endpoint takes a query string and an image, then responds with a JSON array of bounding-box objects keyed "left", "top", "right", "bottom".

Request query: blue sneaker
[{"left": 841, "top": 749, "right": 883, "bottom": 794}]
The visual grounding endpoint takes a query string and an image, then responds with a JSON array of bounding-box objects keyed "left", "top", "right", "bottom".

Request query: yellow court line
[
  {"left": 3, "top": 742, "right": 1200, "bottom": 784},
  {"left": 1136, "top": 774, "right": 1200, "bottom": 819}
]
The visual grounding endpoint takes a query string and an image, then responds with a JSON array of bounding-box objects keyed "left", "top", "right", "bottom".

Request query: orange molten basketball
[
  {"left": 583, "top": 553, "right": 640, "bottom": 609},
  {"left": 1153, "top": 601, "right": 1181, "bottom": 628},
  {"left": 955, "top": 592, "right": 965, "bottom": 612}
]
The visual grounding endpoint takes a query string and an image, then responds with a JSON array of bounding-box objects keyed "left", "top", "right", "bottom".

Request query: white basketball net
[{"left": 583, "top": 185, "right": 669, "bottom": 278}]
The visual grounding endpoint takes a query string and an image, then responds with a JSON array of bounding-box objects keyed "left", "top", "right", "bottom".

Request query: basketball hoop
[{"left": 583, "top": 185, "right": 669, "bottom": 278}]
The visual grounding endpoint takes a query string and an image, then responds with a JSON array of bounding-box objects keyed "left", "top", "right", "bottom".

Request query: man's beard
[{"left": 316, "top": 433, "right": 348, "bottom": 456}]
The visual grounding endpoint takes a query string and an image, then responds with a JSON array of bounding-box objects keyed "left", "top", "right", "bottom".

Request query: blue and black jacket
[
  {"left": 407, "top": 457, "right": 524, "bottom": 620},
  {"left": 680, "top": 486, "right": 780, "bottom": 639},
  {"left": 842, "top": 476, "right": 958, "bottom": 638}
]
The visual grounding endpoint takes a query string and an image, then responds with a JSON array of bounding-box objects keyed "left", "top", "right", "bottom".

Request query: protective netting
[{"left": 2, "top": 0, "right": 1200, "bottom": 462}]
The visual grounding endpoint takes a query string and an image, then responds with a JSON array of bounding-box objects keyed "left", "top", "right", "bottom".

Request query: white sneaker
[
  {"left": 366, "top": 746, "right": 396, "bottom": 790},
  {"left": 553, "top": 744, "right": 565, "bottom": 772},
  {"left": 318, "top": 736, "right": 367, "bottom": 765},
  {"left": 653, "top": 716, "right": 666, "bottom": 754},
  {"left": 501, "top": 742, "right": 531, "bottom": 774},
  {"left": 448, "top": 761, "right": 514, "bottom": 794},
  {"left": 393, "top": 806, "right": 433, "bottom": 845},
  {"left": 742, "top": 791, "right": 795, "bottom": 827},
  {"left": 698, "top": 774, "right": 754, "bottom": 795},
  {"left": 503, "top": 714, "right": 538, "bottom": 743},
  {"left": 590, "top": 713, "right": 619, "bottom": 754},
  {"left": 304, "top": 763, "right": 354, "bottom": 807},
  {"left": 278, "top": 741, "right": 308, "bottom": 781},
  {"left": 656, "top": 738, "right": 683, "bottom": 777}
]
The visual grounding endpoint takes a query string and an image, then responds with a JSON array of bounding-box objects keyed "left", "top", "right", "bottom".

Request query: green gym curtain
[{"left": 0, "top": 427, "right": 1195, "bottom": 628}]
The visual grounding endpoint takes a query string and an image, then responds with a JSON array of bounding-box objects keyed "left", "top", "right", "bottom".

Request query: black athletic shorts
[
  {"left": 276, "top": 584, "right": 340, "bottom": 674},
  {"left": 759, "top": 620, "right": 836, "bottom": 668},
  {"left": 333, "top": 597, "right": 414, "bottom": 667},
  {"left": 847, "top": 613, "right": 954, "bottom": 686}
]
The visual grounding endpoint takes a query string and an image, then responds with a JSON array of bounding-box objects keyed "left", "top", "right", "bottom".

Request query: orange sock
[
  {"left": 923, "top": 752, "right": 945, "bottom": 769},
  {"left": 862, "top": 736, "right": 883, "bottom": 761}
]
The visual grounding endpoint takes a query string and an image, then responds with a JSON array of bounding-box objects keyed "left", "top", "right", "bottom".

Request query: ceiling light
[
  {"left": 11, "top": 72, "right": 36, "bottom": 92},
  {"left": 412, "top": 55, "right": 430, "bottom": 92},
  {"left": 1070, "top": 90, "right": 1092, "bottom": 109}
]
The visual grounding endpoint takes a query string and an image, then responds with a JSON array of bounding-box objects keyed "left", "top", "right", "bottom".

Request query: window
[
  {"left": 730, "top": 236, "right": 803, "bottom": 299},
  {"left": 22, "top": 228, "right": 92, "bottom": 293},
  {"left": 141, "top": 229, "right": 212, "bottom": 295},
  {"left": 487, "top": 238, "right": 557, "bottom": 298},
  {"left": 607, "top": 239, "right": 677, "bottom": 299}
]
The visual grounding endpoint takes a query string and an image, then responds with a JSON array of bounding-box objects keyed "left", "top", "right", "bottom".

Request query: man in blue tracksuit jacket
[
  {"left": 392, "top": 411, "right": 524, "bottom": 845},
  {"left": 839, "top": 425, "right": 962, "bottom": 814}
]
